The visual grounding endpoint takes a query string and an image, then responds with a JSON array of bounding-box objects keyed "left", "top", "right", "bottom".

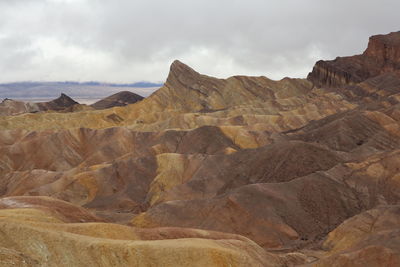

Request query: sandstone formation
[
  {"left": 308, "top": 31, "right": 400, "bottom": 88},
  {"left": 1, "top": 31, "right": 400, "bottom": 266}
]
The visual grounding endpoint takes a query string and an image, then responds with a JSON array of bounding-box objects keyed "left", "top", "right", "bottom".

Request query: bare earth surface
[{"left": 1, "top": 31, "right": 400, "bottom": 266}]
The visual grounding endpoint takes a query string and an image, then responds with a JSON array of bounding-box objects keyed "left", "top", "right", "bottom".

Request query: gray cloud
[{"left": 0, "top": 0, "right": 399, "bottom": 83}]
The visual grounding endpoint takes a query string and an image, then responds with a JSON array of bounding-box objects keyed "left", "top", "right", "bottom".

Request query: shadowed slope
[
  {"left": 315, "top": 205, "right": 400, "bottom": 266},
  {"left": 2, "top": 32, "right": 400, "bottom": 266},
  {"left": 308, "top": 31, "right": 400, "bottom": 88},
  {"left": 132, "top": 174, "right": 361, "bottom": 249},
  {"left": 91, "top": 91, "right": 144, "bottom": 110}
]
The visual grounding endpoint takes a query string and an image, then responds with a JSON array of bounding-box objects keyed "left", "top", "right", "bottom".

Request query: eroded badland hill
[{"left": 1, "top": 31, "right": 400, "bottom": 266}]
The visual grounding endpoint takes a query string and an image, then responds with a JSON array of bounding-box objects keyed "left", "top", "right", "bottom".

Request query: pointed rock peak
[
  {"left": 162, "top": 60, "right": 225, "bottom": 98},
  {"left": 53, "top": 93, "right": 78, "bottom": 105},
  {"left": 169, "top": 60, "right": 199, "bottom": 76},
  {"left": 166, "top": 60, "right": 201, "bottom": 85},
  {"left": 60, "top": 93, "right": 69, "bottom": 98},
  {"left": 170, "top": 60, "right": 195, "bottom": 71}
]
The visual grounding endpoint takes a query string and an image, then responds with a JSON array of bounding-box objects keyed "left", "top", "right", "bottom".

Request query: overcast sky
[{"left": 0, "top": 0, "right": 399, "bottom": 83}]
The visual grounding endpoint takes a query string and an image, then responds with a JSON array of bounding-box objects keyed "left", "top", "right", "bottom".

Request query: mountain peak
[
  {"left": 170, "top": 60, "right": 195, "bottom": 72},
  {"left": 36, "top": 93, "right": 79, "bottom": 111},
  {"left": 166, "top": 60, "right": 201, "bottom": 86},
  {"left": 55, "top": 93, "right": 78, "bottom": 104}
]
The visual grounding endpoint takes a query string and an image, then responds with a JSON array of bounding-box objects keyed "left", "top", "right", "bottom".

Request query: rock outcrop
[
  {"left": 1, "top": 32, "right": 400, "bottom": 266},
  {"left": 308, "top": 31, "right": 400, "bottom": 87}
]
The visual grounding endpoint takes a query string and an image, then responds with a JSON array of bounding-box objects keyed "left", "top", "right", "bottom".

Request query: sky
[{"left": 0, "top": 0, "right": 399, "bottom": 83}]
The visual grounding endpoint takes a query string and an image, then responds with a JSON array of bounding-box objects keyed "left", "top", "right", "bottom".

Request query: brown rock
[
  {"left": 315, "top": 205, "right": 400, "bottom": 267},
  {"left": 132, "top": 173, "right": 361, "bottom": 249},
  {"left": 308, "top": 31, "right": 400, "bottom": 88},
  {"left": 2, "top": 31, "right": 400, "bottom": 266},
  {"left": 91, "top": 91, "right": 144, "bottom": 110},
  {"left": 0, "top": 196, "right": 283, "bottom": 266}
]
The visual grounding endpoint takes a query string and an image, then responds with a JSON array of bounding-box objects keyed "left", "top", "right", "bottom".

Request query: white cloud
[{"left": 0, "top": 0, "right": 398, "bottom": 83}]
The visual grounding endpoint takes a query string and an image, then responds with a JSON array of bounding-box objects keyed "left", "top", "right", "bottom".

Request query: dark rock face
[
  {"left": 308, "top": 31, "right": 400, "bottom": 88},
  {"left": 307, "top": 57, "right": 367, "bottom": 87},
  {"left": 91, "top": 91, "right": 144, "bottom": 110},
  {"left": 37, "top": 93, "right": 79, "bottom": 111}
]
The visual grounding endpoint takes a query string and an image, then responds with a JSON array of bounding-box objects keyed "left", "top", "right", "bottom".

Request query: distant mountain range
[
  {"left": 0, "top": 81, "right": 162, "bottom": 98},
  {"left": 0, "top": 91, "right": 145, "bottom": 116}
]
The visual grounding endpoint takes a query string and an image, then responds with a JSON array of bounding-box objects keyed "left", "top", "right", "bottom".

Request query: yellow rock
[{"left": 0, "top": 202, "right": 281, "bottom": 267}]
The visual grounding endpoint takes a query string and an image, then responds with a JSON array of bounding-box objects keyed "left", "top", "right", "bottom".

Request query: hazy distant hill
[
  {"left": 91, "top": 91, "right": 144, "bottom": 110},
  {"left": 0, "top": 81, "right": 162, "bottom": 98},
  {"left": 0, "top": 93, "right": 80, "bottom": 116}
]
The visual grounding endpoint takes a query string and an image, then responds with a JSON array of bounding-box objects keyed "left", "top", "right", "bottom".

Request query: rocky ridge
[{"left": 0, "top": 31, "right": 400, "bottom": 266}]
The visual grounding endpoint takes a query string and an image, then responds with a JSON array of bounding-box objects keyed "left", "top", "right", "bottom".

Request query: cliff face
[
  {"left": 364, "top": 32, "right": 400, "bottom": 67},
  {"left": 307, "top": 58, "right": 366, "bottom": 87},
  {"left": 308, "top": 31, "right": 400, "bottom": 87}
]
